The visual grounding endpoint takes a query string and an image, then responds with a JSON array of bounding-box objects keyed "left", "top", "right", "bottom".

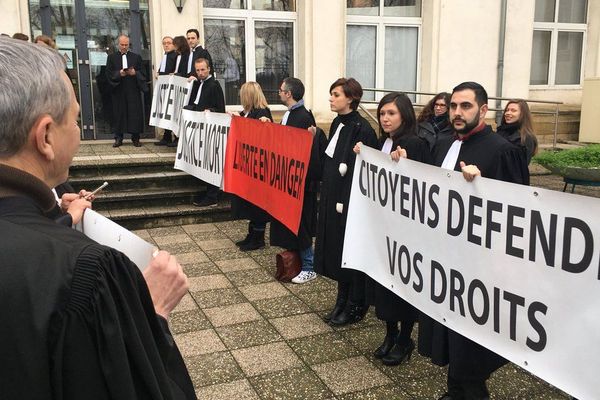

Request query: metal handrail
[{"left": 360, "top": 87, "right": 564, "bottom": 148}]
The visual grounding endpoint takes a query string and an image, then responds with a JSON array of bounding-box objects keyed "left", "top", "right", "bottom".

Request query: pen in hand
[{"left": 82, "top": 181, "right": 108, "bottom": 201}]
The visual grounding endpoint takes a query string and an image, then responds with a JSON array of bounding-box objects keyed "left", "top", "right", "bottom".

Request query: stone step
[
  {"left": 69, "top": 156, "right": 177, "bottom": 178},
  {"left": 69, "top": 170, "right": 198, "bottom": 192},
  {"left": 91, "top": 186, "right": 199, "bottom": 211},
  {"left": 97, "top": 200, "right": 233, "bottom": 230}
]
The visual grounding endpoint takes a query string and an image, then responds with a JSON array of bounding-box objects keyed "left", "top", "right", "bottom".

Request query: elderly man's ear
[{"left": 31, "top": 114, "right": 56, "bottom": 161}]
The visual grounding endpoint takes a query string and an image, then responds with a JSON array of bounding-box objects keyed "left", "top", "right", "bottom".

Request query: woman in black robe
[
  {"left": 496, "top": 99, "right": 538, "bottom": 164},
  {"left": 314, "top": 78, "right": 378, "bottom": 326},
  {"left": 231, "top": 82, "right": 273, "bottom": 251},
  {"left": 172, "top": 36, "right": 190, "bottom": 78},
  {"left": 355, "top": 92, "right": 432, "bottom": 365}
]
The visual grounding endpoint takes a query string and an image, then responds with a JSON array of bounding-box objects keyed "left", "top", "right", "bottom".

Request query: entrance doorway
[{"left": 28, "top": 0, "right": 154, "bottom": 140}]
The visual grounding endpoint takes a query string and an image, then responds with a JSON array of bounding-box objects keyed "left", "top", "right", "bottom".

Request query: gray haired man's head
[{"left": 0, "top": 37, "right": 69, "bottom": 157}]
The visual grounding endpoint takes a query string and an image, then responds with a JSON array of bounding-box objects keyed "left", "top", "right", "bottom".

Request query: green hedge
[{"left": 533, "top": 144, "right": 600, "bottom": 169}]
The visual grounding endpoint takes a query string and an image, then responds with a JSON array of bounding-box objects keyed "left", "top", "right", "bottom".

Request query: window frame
[
  {"left": 346, "top": 10, "right": 422, "bottom": 103},
  {"left": 530, "top": 0, "right": 588, "bottom": 88},
  {"left": 203, "top": 3, "right": 297, "bottom": 109}
]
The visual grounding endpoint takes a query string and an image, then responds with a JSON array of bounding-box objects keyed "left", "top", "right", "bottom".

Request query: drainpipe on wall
[{"left": 495, "top": 0, "right": 508, "bottom": 127}]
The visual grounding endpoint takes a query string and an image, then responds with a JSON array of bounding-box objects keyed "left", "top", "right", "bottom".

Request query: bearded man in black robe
[
  {"left": 0, "top": 37, "right": 195, "bottom": 400},
  {"left": 417, "top": 81, "right": 529, "bottom": 400},
  {"left": 106, "top": 35, "right": 147, "bottom": 148}
]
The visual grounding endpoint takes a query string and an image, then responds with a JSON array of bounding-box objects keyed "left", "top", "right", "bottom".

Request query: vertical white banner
[
  {"left": 149, "top": 75, "right": 193, "bottom": 132},
  {"left": 174, "top": 110, "right": 231, "bottom": 188}
]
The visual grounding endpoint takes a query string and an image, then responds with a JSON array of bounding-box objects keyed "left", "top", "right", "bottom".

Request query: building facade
[{"left": 1, "top": 0, "right": 598, "bottom": 138}]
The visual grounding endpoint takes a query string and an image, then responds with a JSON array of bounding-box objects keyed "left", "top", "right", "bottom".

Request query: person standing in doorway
[{"left": 105, "top": 35, "right": 146, "bottom": 148}]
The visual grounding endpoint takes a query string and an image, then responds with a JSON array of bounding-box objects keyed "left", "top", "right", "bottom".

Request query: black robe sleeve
[{"left": 47, "top": 245, "right": 195, "bottom": 400}]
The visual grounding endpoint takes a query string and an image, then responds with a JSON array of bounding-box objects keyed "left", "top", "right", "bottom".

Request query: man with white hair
[{"left": 0, "top": 37, "right": 195, "bottom": 399}]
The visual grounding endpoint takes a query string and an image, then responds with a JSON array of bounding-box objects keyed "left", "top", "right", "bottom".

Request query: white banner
[
  {"left": 75, "top": 209, "right": 155, "bottom": 272},
  {"left": 343, "top": 146, "right": 600, "bottom": 400},
  {"left": 149, "top": 75, "right": 193, "bottom": 133},
  {"left": 174, "top": 110, "right": 231, "bottom": 188}
]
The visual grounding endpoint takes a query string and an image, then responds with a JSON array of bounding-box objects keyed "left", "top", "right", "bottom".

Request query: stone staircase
[{"left": 69, "top": 140, "right": 232, "bottom": 230}]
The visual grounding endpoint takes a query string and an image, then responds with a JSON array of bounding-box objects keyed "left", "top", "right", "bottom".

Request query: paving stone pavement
[{"left": 134, "top": 209, "right": 585, "bottom": 399}]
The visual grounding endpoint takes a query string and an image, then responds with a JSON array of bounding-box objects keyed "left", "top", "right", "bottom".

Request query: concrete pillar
[
  {"left": 0, "top": 0, "right": 30, "bottom": 37},
  {"left": 299, "top": 0, "right": 345, "bottom": 125}
]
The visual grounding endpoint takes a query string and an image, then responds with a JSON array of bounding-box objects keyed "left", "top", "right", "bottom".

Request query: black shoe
[
  {"left": 132, "top": 139, "right": 142, "bottom": 147},
  {"left": 112, "top": 138, "right": 123, "bottom": 148},
  {"left": 235, "top": 226, "right": 253, "bottom": 247},
  {"left": 374, "top": 333, "right": 396, "bottom": 359},
  {"left": 239, "top": 231, "right": 265, "bottom": 251},
  {"left": 154, "top": 138, "right": 170, "bottom": 146},
  {"left": 323, "top": 302, "right": 346, "bottom": 323},
  {"left": 381, "top": 338, "right": 414, "bottom": 366},
  {"left": 167, "top": 138, "right": 179, "bottom": 148},
  {"left": 330, "top": 304, "right": 367, "bottom": 326},
  {"left": 192, "top": 197, "right": 218, "bottom": 207}
]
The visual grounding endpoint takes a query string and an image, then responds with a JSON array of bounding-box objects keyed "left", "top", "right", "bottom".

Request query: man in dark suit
[
  {"left": 105, "top": 35, "right": 146, "bottom": 147},
  {"left": 184, "top": 57, "right": 225, "bottom": 207}
]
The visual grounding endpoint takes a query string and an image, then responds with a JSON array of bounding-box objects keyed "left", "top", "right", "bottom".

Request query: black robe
[
  {"left": 185, "top": 75, "right": 225, "bottom": 113},
  {"left": 105, "top": 51, "right": 146, "bottom": 135},
  {"left": 369, "top": 133, "right": 432, "bottom": 321},
  {"left": 417, "top": 115, "right": 453, "bottom": 151},
  {"left": 175, "top": 51, "right": 190, "bottom": 77},
  {"left": 496, "top": 123, "right": 537, "bottom": 164},
  {"left": 418, "top": 125, "right": 529, "bottom": 381},
  {"left": 158, "top": 50, "right": 177, "bottom": 75},
  {"left": 231, "top": 107, "right": 274, "bottom": 223},
  {"left": 0, "top": 164, "right": 195, "bottom": 400},
  {"left": 269, "top": 106, "right": 327, "bottom": 250},
  {"left": 313, "top": 111, "right": 378, "bottom": 282}
]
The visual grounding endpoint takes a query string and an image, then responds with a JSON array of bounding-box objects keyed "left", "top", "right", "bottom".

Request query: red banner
[{"left": 223, "top": 116, "right": 313, "bottom": 234}]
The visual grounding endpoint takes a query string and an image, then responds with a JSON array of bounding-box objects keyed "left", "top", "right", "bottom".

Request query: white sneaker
[{"left": 292, "top": 271, "right": 317, "bottom": 284}]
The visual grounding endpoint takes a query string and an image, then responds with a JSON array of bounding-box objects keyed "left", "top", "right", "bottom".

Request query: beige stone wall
[{"left": 1, "top": 0, "right": 30, "bottom": 37}]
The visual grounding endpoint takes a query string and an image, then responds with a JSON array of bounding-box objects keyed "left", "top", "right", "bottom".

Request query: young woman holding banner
[
  {"left": 231, "top": 82, "right": 273, "bottom": 251},
  {"left": 354, "top": 92, "right": 431, "bottom": 365},
  {"left": 314, "top": 78, "right": 378, "bottom": 326}
]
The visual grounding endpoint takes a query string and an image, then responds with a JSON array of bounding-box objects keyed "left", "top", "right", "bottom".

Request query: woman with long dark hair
[
  {"left": 417, "top": 92, "right": 452, "bottom": 151},
  {"left": 314, "top": 78, "right": 378, "bottom": 326},
  {"left": 355, "top": 92, "right": 431, "bottom": 365},
  {"left": 497, "top": 99, "right": 538, "bottom": 163},
  {"left": 172, "top": 36, "right": 190, "bottom": 77},
  {"left": 232, "top": 82, "right": 273, "bottom": 251}
]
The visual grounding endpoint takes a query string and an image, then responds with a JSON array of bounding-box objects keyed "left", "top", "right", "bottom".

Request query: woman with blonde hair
[
  {"left": 497, "top": 99, "right": 538, "bottom": 163},
  {"left": 232, "top": 81, "right": 273, "bottom": 251}
]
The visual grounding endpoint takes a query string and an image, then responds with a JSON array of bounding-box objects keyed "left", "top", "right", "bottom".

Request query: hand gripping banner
[{"left": 224, "top": 116, "right": 313, "bottom": 234}]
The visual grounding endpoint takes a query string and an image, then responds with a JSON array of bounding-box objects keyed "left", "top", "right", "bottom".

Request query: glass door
[{"left": 29, "top": 0, "right": 153, "bottom": 139}]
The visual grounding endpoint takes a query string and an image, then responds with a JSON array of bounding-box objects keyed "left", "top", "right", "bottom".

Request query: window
[
  {"left": 203, "top": 0, "right": 296, "bottom": 105},
  {"left": 530, "top": 0, "right": 587, "bottom": 86},
  {"left": 346, "top": 0, "right": 421, "bottom": 101}
]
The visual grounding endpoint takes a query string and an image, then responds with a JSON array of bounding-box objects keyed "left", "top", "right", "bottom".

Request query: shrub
[{"left": 533, "top": 144, "right": 600, "bottom": 169}]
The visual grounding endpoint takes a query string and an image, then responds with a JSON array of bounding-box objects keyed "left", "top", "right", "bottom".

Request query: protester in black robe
[
  {"left": 414, "top": 82, "right": 529, "bottom": 400},
  {"left": 105, "top": 35, "right": 146, "bottom": 148},
  {"left": 269, "top": 77, "right": 327, "bottom": 284},
  {"left": 496, "top": 99, "right": 538, "bottom": 164},
  {"left": 184, "top": 58, "right": 226, "bottom": 206},
  {"left": 0, "top": 37, "right": 194, "bottom": 399},
  {"left": 185, "top": 28, "right": 213, "bottom": 77},
  {"left": 231, "top": 82, "right": 273, "bottom": 251},
  {"left": 154, "top": 36, "right": 178, "bottom": 146},
  {"left": 314, "top": 78, "right": 378, "bottom": 326},
  {"left": 417, "top": 92, "right": 453, "bottom": 151},
  {"left": 356, "top": 92, "right": 432, "bottom": 365},
  {"left": 172, "top": 35, "right": 191, "bottom": 78}
]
